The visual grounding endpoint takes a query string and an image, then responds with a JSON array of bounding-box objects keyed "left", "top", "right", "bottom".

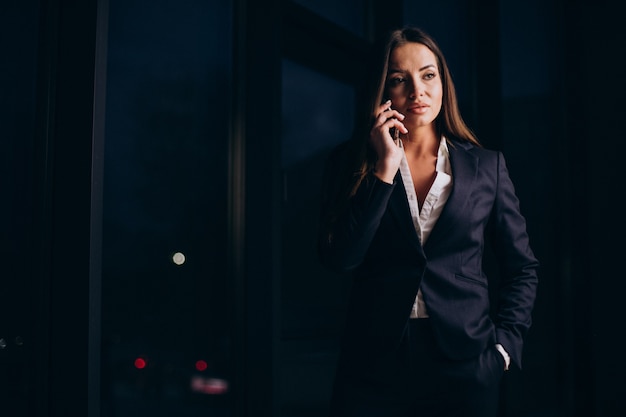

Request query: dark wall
[
  {"left": 499, "top": 1, "right": 626, "bottom": 415},
  {"left": 502, "top": 1, "right": 626, "bottom": 415},
  {"left": 565, "top": 2, "right": 626, "bottom": 416}
]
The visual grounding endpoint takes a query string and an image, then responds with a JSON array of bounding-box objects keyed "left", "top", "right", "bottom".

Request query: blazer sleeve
[
  {"left": 317, "top": 147, "right": 396, "bottom": 273},
  {"left": 490, "top": 152, "right": 539, "bottom": 369}
]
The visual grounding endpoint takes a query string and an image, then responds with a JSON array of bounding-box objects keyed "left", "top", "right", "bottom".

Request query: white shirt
[{"left": 397, "top": 136, "right": 452, "bottom": 319}]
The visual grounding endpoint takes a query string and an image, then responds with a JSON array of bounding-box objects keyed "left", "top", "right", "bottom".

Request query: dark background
[{"left": 1, "top": 0, "right": 625, "bottom": 416}]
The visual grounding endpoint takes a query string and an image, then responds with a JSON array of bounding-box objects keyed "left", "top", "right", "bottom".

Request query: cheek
[
  {"left": 387, "top": 88, "right": 404, "bottom": 100},
  {"left": 435, "top": 92, "right": 443, "bottom": 107},
  {"left": 432, "top": 89, "right": 443, "bottom": 117},
  {"left": 432, "top": 86, "right": 443, "bottom": 107}
]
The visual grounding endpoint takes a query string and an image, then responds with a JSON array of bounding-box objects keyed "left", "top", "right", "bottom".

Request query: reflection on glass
[
  {"left": 292, "top": 0, "right": 366, "bottom": 35},
  {"left": 0, "top": 2, "right": 39, "bottom": 413},
  {"left": 280, "top": 58, "right": 355, "bottom": 415},
  {"left": 281, "top": 59, "right": 355, "bottom": 169},
  {"left": 101, "top": 1, "right": 232, "bottom": 416}
]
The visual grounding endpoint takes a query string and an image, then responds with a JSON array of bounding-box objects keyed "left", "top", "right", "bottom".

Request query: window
[{"left": 101, "top": 1, "right": 234, "bottom": 415}]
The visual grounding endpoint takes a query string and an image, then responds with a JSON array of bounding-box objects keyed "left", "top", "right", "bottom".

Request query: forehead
[{"left": 389, "top": 42, "right": 438, "bottom": 70}]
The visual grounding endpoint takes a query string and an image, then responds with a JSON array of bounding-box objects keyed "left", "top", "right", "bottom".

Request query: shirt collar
[
  {"left": 436, "top": 136, "right": 451, "bottom": 175},
  {"left": 397, "top": 135, "right": 450, "bottom": 175}
]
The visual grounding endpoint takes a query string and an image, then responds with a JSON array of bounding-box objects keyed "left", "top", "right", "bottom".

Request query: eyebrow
[{"left": 388, "top": 64, "right": 436, "bottom": 73}]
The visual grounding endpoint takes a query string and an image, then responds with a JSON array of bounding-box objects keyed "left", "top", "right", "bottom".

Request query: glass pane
[
  {"left": 280, "top": 58, "right": 354, "bottom": 415},
  {"left": 101, "top": 1, "right": 233, "bottom": 416},
  {"left": 0, "top": 2, "right": 39, "bottom": 415},
  {"left": 292, "top": 0, "right": 366, "bottom": 36}
]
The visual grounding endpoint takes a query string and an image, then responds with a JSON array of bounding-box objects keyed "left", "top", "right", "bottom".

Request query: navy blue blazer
[{"left": 318, "top": 138, "right": 539, "bottom": 377}]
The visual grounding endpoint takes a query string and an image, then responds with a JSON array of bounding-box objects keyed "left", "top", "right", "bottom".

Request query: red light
[
  {"left": 195, "top": 360, "right": 208, "bottom": 372},
  {"left": 134, "top": 358, "right": 147, "bottom": 369}
]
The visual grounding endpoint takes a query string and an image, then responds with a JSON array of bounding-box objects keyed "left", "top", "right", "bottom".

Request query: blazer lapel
[{"left": 424, "top": 141, "right": 478, "bottom": 250}]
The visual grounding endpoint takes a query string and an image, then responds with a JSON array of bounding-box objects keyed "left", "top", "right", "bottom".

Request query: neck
[{"left": 400, "top": 128, "right": 439, "bottom": 158}]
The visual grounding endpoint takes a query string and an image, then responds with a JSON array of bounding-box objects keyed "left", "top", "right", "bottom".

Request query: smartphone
[{"left": 390, "top": 127, "right": 400, "bottom": 141}]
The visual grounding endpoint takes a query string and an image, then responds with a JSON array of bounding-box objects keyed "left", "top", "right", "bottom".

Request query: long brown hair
[{"left": 323, "top": 26, "right": 480, "bottom": 230}]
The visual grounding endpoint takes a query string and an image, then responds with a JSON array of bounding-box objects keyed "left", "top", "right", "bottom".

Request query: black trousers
[{"left": 330, "top": 319, "right": 505, "bottom": 417}]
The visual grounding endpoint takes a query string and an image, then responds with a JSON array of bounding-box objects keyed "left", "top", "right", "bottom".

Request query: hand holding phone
[{"left": 369, "top": 100, "right": 406, "bottom": 183}]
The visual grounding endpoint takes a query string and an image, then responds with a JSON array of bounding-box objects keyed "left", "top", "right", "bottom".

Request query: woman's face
[{"left": 386, "top": 42, "right": 443, "bottom": 132}]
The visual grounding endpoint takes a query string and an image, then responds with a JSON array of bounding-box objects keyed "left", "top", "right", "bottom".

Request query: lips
[{"left": 408, "top": 103, "right": 429, "bottom": 113}]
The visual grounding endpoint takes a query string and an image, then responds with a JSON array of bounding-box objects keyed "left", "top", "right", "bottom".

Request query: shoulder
[{"left": 447, "top": 137, "right": 502, "bottom": 162}]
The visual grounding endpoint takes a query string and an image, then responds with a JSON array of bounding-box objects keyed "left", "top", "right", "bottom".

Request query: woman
[{"left": 317, "top": 26, "right": 539, "bottom": 417}]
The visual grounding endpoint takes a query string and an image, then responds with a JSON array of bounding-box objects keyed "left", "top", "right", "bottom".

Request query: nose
[{"left": 408, "top": 78, "right": 424, "bottom": 99}]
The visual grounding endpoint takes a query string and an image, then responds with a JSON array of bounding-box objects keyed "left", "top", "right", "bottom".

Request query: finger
[
  {"left": 394, "top": 119, "right": 408, "bottom": 134},
  {"left": 383, "top": 118, "right": 408, "bottom": 136},
  {"left": 374, "top": 109, "right": 391, "bottom": 123},
  {"left": 375, "top": 111, "right": 405, "bottom": 129},
  {"left": 378, "top": 108, "right": 405, "bottom": 122},
  {"left": 375, "top": 100, "right": 392, "bottom": 118}
]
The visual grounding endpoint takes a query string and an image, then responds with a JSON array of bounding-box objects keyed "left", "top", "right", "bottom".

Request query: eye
[
  {"left": 387, "top": 76, "right": 405, "bottom": 87},
  {"left": 423, "top": 72, "right": 437, "bottom": 80}
]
